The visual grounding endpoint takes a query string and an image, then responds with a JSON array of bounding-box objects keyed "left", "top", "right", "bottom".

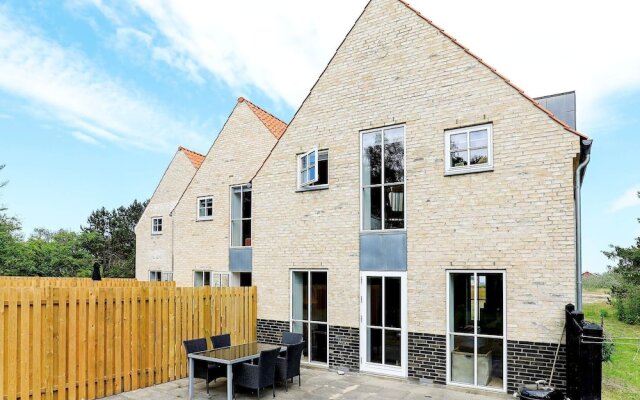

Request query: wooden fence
[
  {"left": 0, "top": 277, "right": 175, "bottom": 288},
  {"left": 0, "top": 285, "right": 257, "bottom": 400}
]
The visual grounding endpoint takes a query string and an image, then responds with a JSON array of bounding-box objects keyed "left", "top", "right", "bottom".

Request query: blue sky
[{"left": 0, "top": 0, "right": 639, "bottom": 273}]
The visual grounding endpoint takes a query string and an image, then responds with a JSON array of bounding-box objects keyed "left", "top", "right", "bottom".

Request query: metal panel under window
[
  {"left": 229, "top": 247, "right": 252, "bottom": 272},
  {"left": 360, "top": 231, "right": 407, "bottom": 271}
]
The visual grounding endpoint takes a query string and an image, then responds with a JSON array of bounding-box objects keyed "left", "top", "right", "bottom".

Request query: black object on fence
[
  {"left": 565, "top": 304, "right": 603, "bottom": 400},
  {"left": 91, "top": 262, "right": 102, "bottom": 281}
]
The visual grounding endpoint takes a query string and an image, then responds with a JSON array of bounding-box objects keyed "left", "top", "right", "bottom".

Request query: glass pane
[
  {"left": 362, "top": 187, "right": 382, "bottom": 230},
  {"left": 362, "top": 130, "right": 382, "bottom": 185},
  {"left": 477, "top": 337, "right": 503, "bottom": 388},
  {"left": 367, "top": 328, "right": 383, "bottom": 364},
  {"left": 292, "top": 272, "right": 308, "bottom": 321},
  {"left": 309, "top": 151, "right": 316, "bottom": 167},
  {"left": 242, "top": 189, "right": 251, "bottom": 219},
  {"left": 221, "top": 274, "right": 229, "bottom": 287},
  {"left": 310, "top": 323, "right": 327, "bottom": 363},
  {"left": 385, "top": 277, "right": 401, "bottom": 328},
  {"left": 309, "top": 165, "right": 316, "bottom": 182},
  {"left": 231, "top": 189, "right": 242, "bottom": 219},
  {"left": 299, "top": 167, "right": 306, "bottom": 186},
  {"left": 203, "top": 272, "right": 211, "bottom": 287},
  {"left": 231, "top": 220, "right": 242, "bottom": 247},
  {"left": 450, "top": 273, "right": 475, "bottom": 333},
  {"left": 310, "top": 272, "right": 327, "bottom": 322},
  {"left": 450, "top": 132, "right": 467, "bottom": 151},
  {"left": 384, "top": 330, "right": 401, "bottom": 366},
  {"left": 478, "top": 274, "right": 503, "bottom": 336},
  {"left": 212, "top": 274, "right": 221, "bottom": 287},
  {"left": 291, "top": 321, "right": 308, "bottom": 361},
  {"left": 469, "top": 130, "right": 488, "bottom": 148},
  {"left": 470, "top": 148, "right": 488, "bottom": 165},
  {"left": 384, "top": 127, "right": 404, "bottom": 183},
  {"left": 367, "top": 277, "right": 382, "bottom": 327},
  {"left": 450, "top": 335, "right": 475, "bottom": 384},
  {"left": 242, "top": 219, "right": 251, "bottom": 247},
  {"left": 451, "top": 151, "right": 468, "bottom": 167},
  {"left": 301, "top": 154, "right": 307, "bottom": 170},
  {"left": 199, "top": 200, "right": 206, "bottom": 217},
  {"left": 194, "top": 272, "right": 203, "bottom": 287},
  {"left": 384, "top": 185, "right": 404, "bottom": 229}
]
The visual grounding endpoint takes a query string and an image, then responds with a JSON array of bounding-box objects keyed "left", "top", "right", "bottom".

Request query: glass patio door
[
  {"left": 447, "top": 271, "right": 506, "bottom": 391},
  {"left": 291, "top": 271, "right": 328, "bottom": 365},
  {"left": 360, "top": 272, "right": 407, "bottom": 377}
]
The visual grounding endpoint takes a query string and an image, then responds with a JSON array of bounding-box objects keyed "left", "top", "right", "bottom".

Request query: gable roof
[
  {"left": 397, "top": 0, "right": 588, "bottom": 139},
  {"left": 178, "top": 146, "right": 206, "bottom": 169},
  {"left": 239, "top": 97, "right": 288, "bottom": 139}
]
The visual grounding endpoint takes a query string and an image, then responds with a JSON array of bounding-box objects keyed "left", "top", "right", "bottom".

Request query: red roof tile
[
  {"left": 398, "top": 0, "right": 588, "bottom": 139},
  {"left": 238, "top": 97, "right": 288, "bottom": 139},
  {"left": 178, "top": 146, "right": 206, "bottom": 169}
]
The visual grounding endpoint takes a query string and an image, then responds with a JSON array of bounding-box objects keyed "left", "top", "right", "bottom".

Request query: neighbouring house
[
  {"left": 582, "top": 271, "right": 597, "bottom": 279},
  {"left": 135, "top": 146, "right": 204, "bottom": 282},
  {"left": 135, "top": 0, "right": 593, "bottom": 394}
]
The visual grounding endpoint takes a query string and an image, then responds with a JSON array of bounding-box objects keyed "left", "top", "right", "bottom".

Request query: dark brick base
[
  {"left": 329, "top": 326, "right": 359, "bottom": 372},
  {"left": 408, "top": 332, "right": 447, "bottom": 384},
  {"left": 256, "top": 319, "right": 289, "bottom": 345},
  {"left": 507, "top": 340, "right": 566, "bottom": 393}
]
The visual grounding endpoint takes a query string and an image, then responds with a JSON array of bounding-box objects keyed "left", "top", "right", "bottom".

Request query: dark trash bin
[{"left": 517, "top": 387, "right": 565, "bottom": 400}]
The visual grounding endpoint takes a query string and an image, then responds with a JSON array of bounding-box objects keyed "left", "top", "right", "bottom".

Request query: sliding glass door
[
  {"left": 291, "top": 270, "right": 328, "bottom": 365},
  {"left": 447, "top": 271, "right": 506, "bottom": 391},
  {"left": 360, "top": 271, "right": 407, "bottom": 377}
]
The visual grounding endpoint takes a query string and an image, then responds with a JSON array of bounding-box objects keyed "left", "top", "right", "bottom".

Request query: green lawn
[{"left": 583, "top": 301, "right": 640, "bottom": 400}]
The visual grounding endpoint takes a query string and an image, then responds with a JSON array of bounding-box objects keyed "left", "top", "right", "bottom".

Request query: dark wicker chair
[
  {"left": 281, "top": 332, "right": 304, "bottom": 345},
  {"left": 211, "top": 333, "right": 231, "bottom": 348},
  {"left": 183, "top": 338, "right": 226, "bottom": 394},
  {"left": 275, "top": 342, "right": 305, "bottom": 391},
  {"left": 233, "top": 348, "right": 280, "bottom": 399}
]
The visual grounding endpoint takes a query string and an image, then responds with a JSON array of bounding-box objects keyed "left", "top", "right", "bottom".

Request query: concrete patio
[{"left": 104, "top": 367, "right": 512, "bottom": 400}]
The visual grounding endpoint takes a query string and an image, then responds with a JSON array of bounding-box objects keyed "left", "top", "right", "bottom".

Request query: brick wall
[
  {"left": 329, "top": 326, "right": 360, "bottom": 372},
  {"left": 507, "top": 340, "right": 566, "bottom": 393},
  {"left": 407, "top": 332, "right": 447, "bottom": 384},
  {"left": 257, "top": 319, "right": 289, "bottom": 345}
]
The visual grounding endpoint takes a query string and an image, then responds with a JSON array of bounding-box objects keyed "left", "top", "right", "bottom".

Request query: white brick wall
[{"left": 251, "top": 0, "right": 581, "bottom": 343}]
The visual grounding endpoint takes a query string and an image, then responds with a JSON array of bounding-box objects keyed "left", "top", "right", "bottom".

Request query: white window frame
[
  {"left": 151, "top": 217, "right": 163, "bottom": 235},
  {"left": 149, "top": 270, "right": 161, "bottom": 281},
  {"left": 445, "top": 270, "right": 507, "bottom": 393},
  {"left": 297, "top": 147, "right": 319, "bottom": 188},
  {"left": 359, "top": 124, "right": 406, "bottom": 232},
  {"left": 289, "top": 269, "right": 329, "bottom": 367},
  {"left": 229, "top": 184, "right": 252, "bottom": 248},
  {"left": 193, "top": 270, "right": 230, "bottom": 287},
  {"left": 197, "top": 196, "right": 214, "bottom": 221},
  {"left": 149, "top": 271, "right": 172, "bottom": 282},
  {"left": 444, "top": 123, "right": 493, "bottom": 176},
  {"left": 359, "top": 271, "right": 408, "bottom": 378}
]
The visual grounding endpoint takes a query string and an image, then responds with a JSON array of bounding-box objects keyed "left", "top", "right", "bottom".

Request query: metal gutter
[{"left": 575, "top": 139, "right": 593, "bottom": 311}]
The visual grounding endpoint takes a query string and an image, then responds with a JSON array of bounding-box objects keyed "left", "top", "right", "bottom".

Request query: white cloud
[
  {"left": 610, "top": 186, "right": 640, "bottom": 213},
  {"left": 85, "top": 0, "right": 640, "bottom": 128},
  {"left": 71, "top": 130, "right": 100, "bottom": 145},
  {"left": 0, "top": 9, "right": 210, "bottom": 152}
]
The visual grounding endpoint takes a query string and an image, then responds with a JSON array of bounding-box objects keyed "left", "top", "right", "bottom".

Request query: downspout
[
  {"left": 170, "top": 210, "right": 175, "bottom": 279},
  {"left": 575, "top": 138, "right": 593, "bottom": 311}
]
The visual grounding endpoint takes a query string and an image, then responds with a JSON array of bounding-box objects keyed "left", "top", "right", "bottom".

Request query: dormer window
[{"left": 151, "top": 217, "right": 163, "bottom": 234}]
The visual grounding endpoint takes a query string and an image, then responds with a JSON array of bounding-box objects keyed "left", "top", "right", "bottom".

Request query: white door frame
[
  {"left": 445, "top": 270, "right": 507, "bottom": 392},
  {"left": 359, "top": 271, "right": 408, "bottom": 377}
]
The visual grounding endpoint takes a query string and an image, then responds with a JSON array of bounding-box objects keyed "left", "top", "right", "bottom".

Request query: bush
[
  {"left": 613, "top": 285, "right": 640, "bottom": 325},
  {"left": 602, "top": 332, "right": 615, "bottom": 362}
]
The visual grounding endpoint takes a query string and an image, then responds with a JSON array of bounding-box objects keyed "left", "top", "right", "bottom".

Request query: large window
[
  {"left": 151, "top": 217, "right": 163, "bottom": 235},
  {"left": 149, "top": 271, "right": 173, "bottom": 281},
  {"left": 445, "top": 124, "right": 493, "bottom": 175},
  {"left": 447, "top": 271, "right": 505, "bottom": 391},
  {"left": 193, "top": 271, "right": 230, "bottom": 287},
  {"left": 230, "top": 185, "right": 251, "bottom": 247},
  {"left": 291, "top": 271, "right": 328, "bottom": 365},
  {"left": 361, "top": 126, "right": 405, "bottom": 230},
  {"left": 197, "top": 196, "right": 214, "bottom": 220},
  {"left": 297, "top": 148, "right": 328, "bottom": 189}
]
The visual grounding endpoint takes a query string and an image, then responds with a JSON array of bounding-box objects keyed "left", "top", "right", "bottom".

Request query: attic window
[
  {"left": 298, "top": 149, "right": 328, "bottom": 190},
  {"left": 197, "top": 196, "right": 213, "bottom": 220},
  {"left": 151, "top": 217, "right": 163, "bottom": 234},
  {"left": 445, "top": 124, "right": 493, "bottom": 175}
]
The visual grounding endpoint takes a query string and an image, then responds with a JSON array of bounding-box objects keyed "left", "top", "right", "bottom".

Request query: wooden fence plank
[
  {"left": 19, "top": 289, "right": 30, "bottom": 400},
  {"left": 87, "top": 288, "right": 96, "bottom": 400},
  {"left": 7, "top": 288, "right": 17, "bottom": 400},
  {"left": 68, "top": 287, "right": 77, "bottom": 400},
  {"left": 114, "top": 288, "right": 123, "bottom": 394},
  {"left": 44, "top": 288, "right": 54, "bottom": 400},
  {"left": 57, "top": 288, "right": 68, "bottom": 400},
  {"left": 77, "top": 288, "right": 87, "bottom": 400},
  {"left": 0, "top": 287, "right": 5, "bottom": 399},
  {"left": 123, "top": 287, "right": 131, "bottom": 392},
  {"left": 96, "top": 288, "right": 105, "bottom": 398},
  {"left": 168, "top": 287, "right": 176, "bottom": 381}
]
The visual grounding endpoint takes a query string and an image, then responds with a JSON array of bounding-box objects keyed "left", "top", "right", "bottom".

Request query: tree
[
  {"left": 20, "top": 229, "right": 93, "bottom": 277},
  {"left": 0, "top": 213, "right": 25, "bottom": 275},
  {"left": 81, "top": 199, "right": 148, "bottom": 278},
  {"left": 603, "top": 191, "right": 640, "bottom": 286}
]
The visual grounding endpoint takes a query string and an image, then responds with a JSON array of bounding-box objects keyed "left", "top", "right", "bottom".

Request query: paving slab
[{"left": 102, "top": 367, "right": 513, "bottom": 400}]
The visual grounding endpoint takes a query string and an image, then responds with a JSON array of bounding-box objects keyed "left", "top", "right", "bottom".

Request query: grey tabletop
[{"left": 188, "top": 342, "right": 283, "bottom": 364}]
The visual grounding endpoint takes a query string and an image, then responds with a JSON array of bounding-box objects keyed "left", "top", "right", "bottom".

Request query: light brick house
[
  {"left": 135, "top": 146, "right": 204, "bottom": 282},
  {"left": 136, "top": 0, "right": 592, "bottom": 394}
]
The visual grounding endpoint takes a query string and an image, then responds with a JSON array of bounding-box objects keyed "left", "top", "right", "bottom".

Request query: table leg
[
  {"left": 188, "top": 358, "right": 194, "bottom": 399},
  {"left": 227, "top": 364, "right": 234, "bottom": 400}
]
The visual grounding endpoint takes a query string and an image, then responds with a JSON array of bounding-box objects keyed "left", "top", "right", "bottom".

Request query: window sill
[
  {"left": 360, "top": 229, "right": 406, "bottom": 235},
  {"left": 196, "top": 218, "right": 213, "bottom": 222},
  {"left": 296, "top": 184, "right": 329, "bottom": 193},
  {"left": 444, "top": 166, "right": 494, "bottom": 176},
  {"left": 229, "top": 246, "right": 252, "bottom": 249},
  {"left": 151, "top": 233, "right": 162, "bottom": 236}
]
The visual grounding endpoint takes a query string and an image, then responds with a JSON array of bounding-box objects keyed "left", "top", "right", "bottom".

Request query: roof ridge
[
  {"left": 177, "top": 146, "right": 206, "bottom": 169},
  {"left": 237, "top": 97, "right": 288, "bottom": 139},
  {"left": 397, "top": 0, "right": 587, "bottom": 139}
]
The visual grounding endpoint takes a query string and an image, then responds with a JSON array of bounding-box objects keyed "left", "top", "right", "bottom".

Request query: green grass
[{"left": 583, "top": 300, "right": 640, "bottom": 400}]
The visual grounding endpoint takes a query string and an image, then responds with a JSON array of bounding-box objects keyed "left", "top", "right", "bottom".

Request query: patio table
[{"left": 188, "top": 342, "right": 284, "bottom": 400}]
